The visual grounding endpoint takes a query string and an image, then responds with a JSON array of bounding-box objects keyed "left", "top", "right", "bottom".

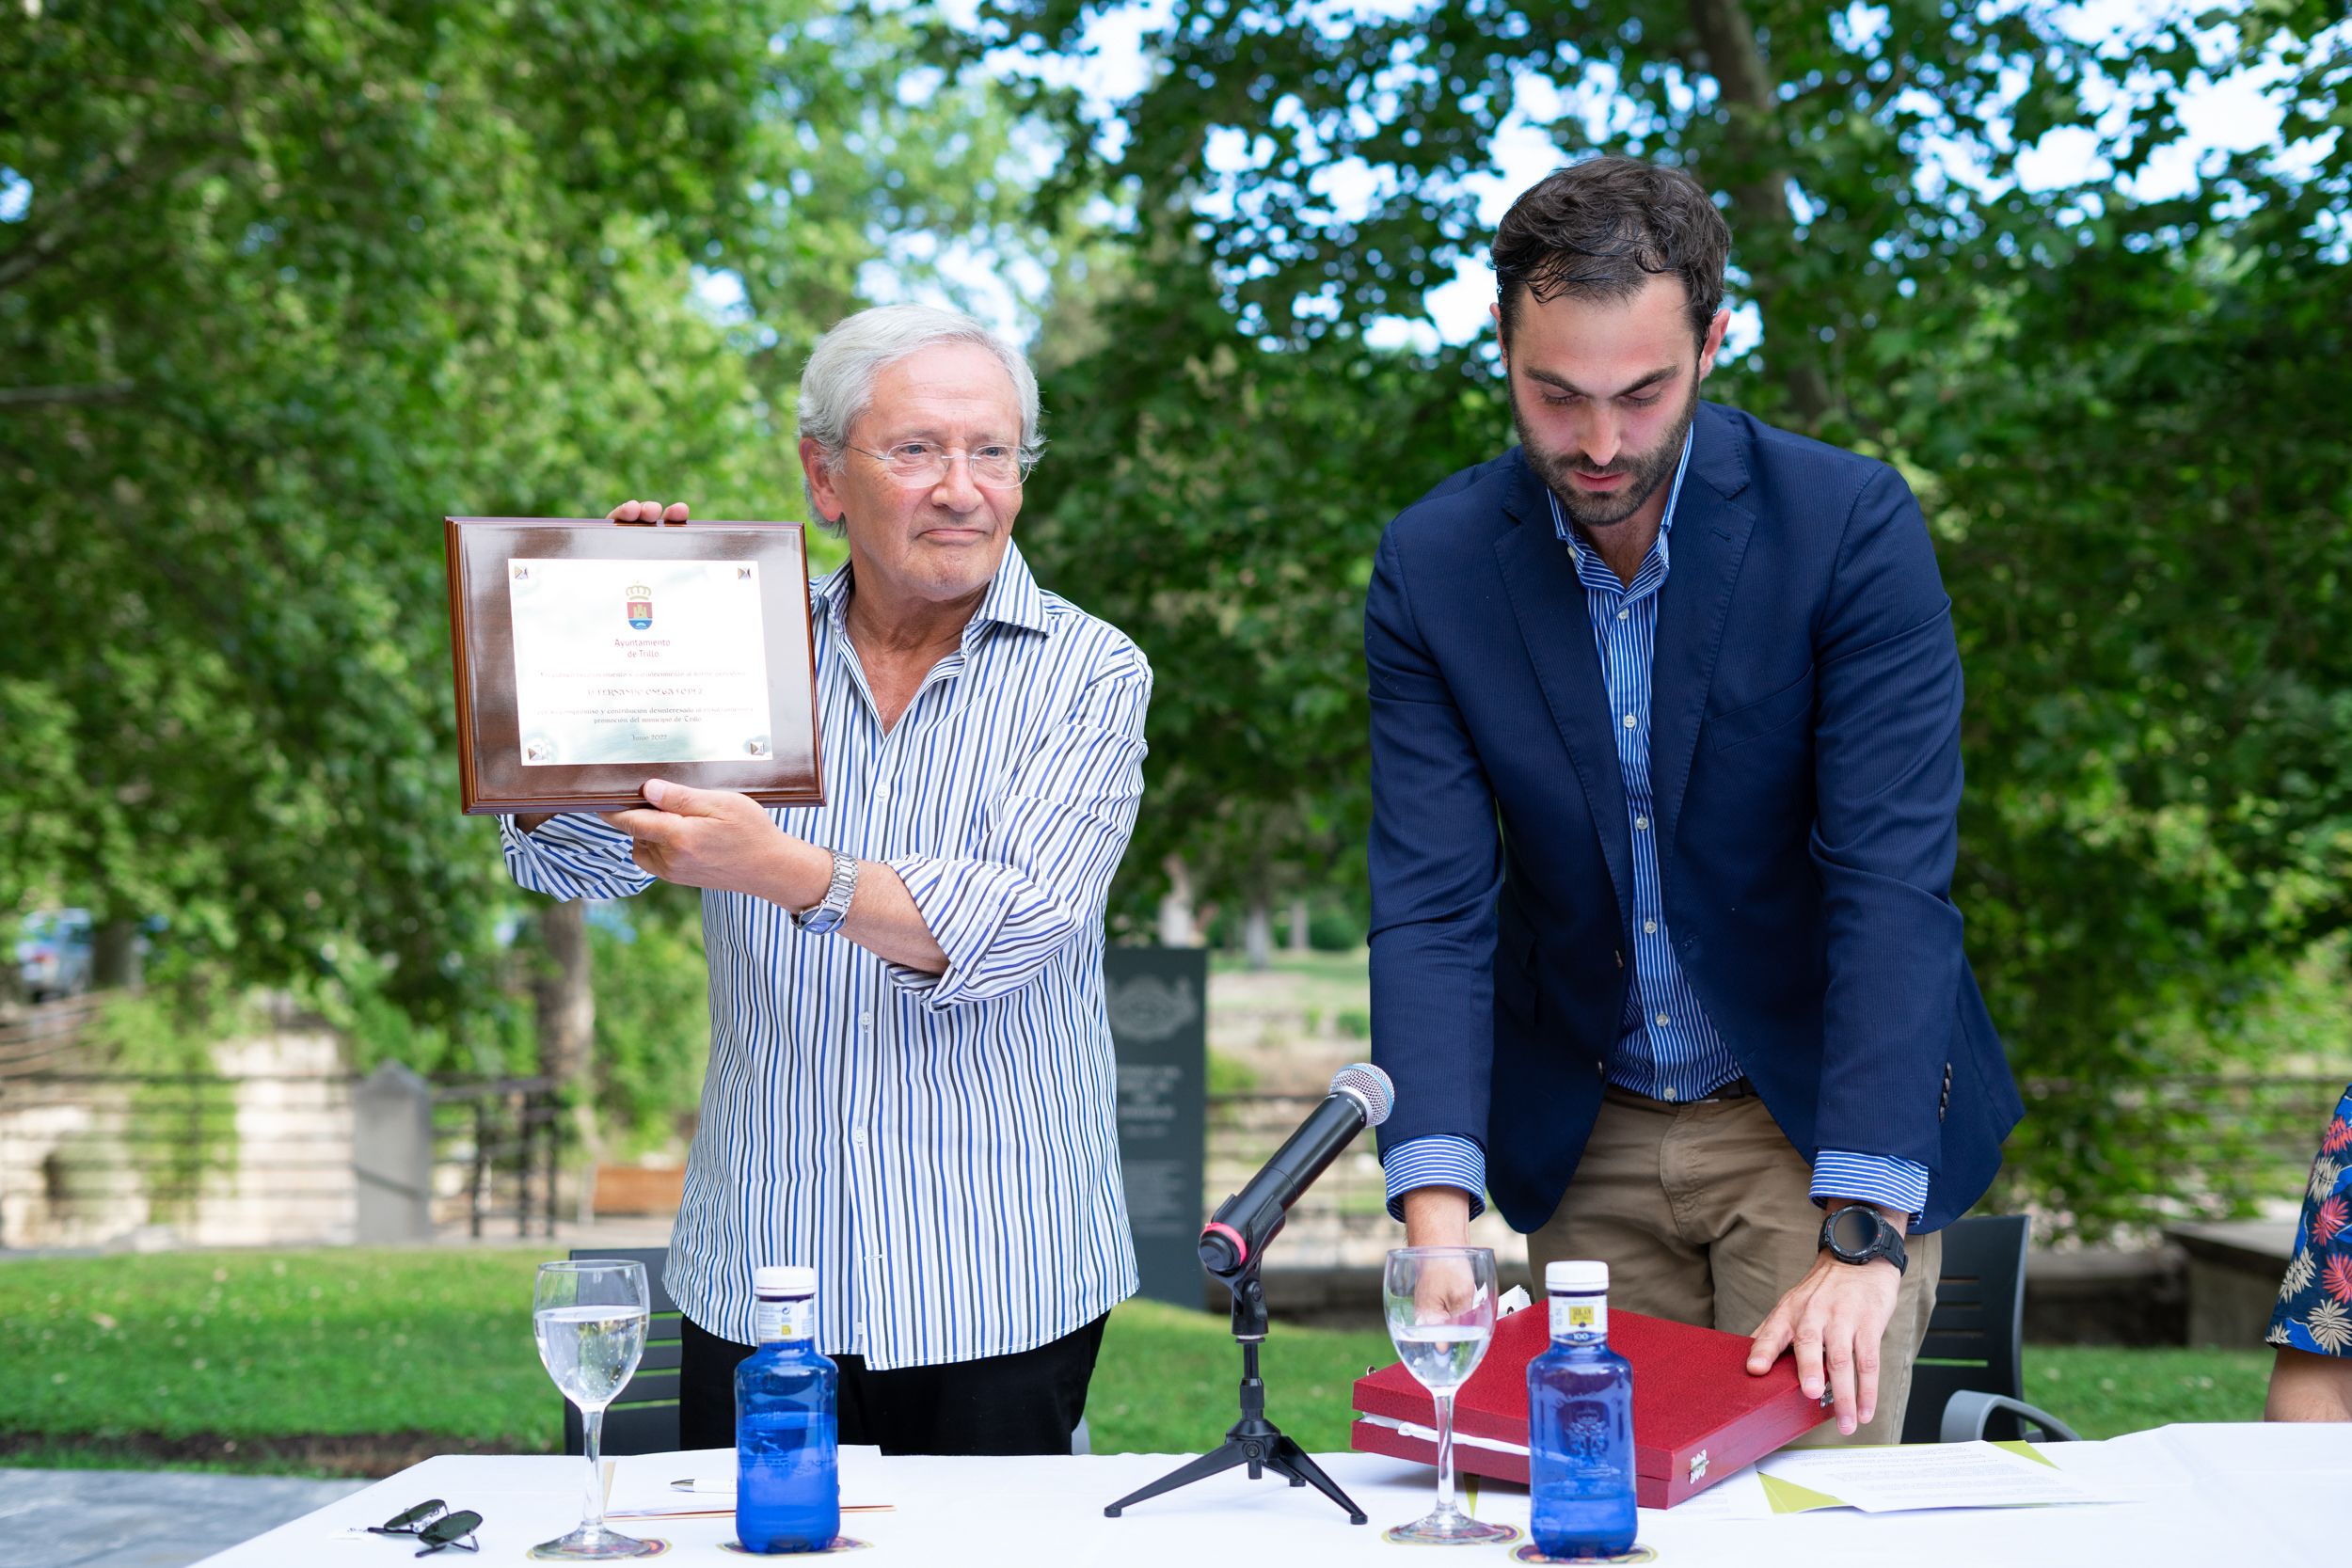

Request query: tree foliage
[
  {"left": 8, "top": 0, "right": 2349, "bottom": 1224},
  {"left": 1920, "top": 7, "right": 2352, "bottom": 1225},
  {"left": 0, "top": 1, "right": 1023, "bottom": 1038},
  {"left": 991, "top": 0, "right": 2352, "bottom": 1227}
]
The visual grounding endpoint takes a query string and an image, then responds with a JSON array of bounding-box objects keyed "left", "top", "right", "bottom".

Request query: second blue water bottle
[{"left": 1527, "top": 1259, "right": 1637, "bottom": 1559}]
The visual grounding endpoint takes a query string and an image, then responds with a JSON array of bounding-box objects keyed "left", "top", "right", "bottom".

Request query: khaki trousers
[{"left": 1525, "top": 1086, "right": 1941, "bottom": 1447}]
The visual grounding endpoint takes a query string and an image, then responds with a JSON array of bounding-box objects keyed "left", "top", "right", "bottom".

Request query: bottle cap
[
  {"left": 1546, "top": 1259, "right": 1609, "bottom": 1293},
  {"left": 754, "top": 1264, "right": 818, "bottom": 1296}
]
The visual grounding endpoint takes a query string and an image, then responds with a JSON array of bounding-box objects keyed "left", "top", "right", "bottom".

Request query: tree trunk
[
  {"left": 1243, "top": 898, "right": 1273, "bottom": 971},
  {"left": 532, "top": 899, "right": 601, "bottom": 1224},
  {"left": 1683, "top": 0, "right": 1835, "bottom": 425},
  {"left": 1157, "top": 854, "right": 1198, "bottom": 947},
  {"left": 1287, "top": 894, "right": 1311, "bottom": 954},
  {"left": 92, "top": 917, "right": 143, "bottom": 991}
]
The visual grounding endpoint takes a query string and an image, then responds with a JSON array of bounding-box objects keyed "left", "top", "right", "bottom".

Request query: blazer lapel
[
  {"left": 1650, "top": 404, "right": 1758, "bottom": 871},
  {"left": 1492, "top": 451, "right": 1633, "bottom": 928}
]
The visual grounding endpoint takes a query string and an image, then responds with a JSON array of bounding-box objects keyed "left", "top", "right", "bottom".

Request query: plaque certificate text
[{"left": 508, "top": 557, "right": 774, "bottom": 767}]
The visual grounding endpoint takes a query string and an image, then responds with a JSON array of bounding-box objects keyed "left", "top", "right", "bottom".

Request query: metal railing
[
  {"left": 0, "top": 1067, "right": 562, "bottom": 1250},
  {"left": 0, "top": 993, "right": 105, "bottom": 1078},
  {"left": 433, "top": 1075, "right": 565, "bottom": 1240},
  {"left": 1206, "top": 1072, "right": 2350, "bottom": 1255},
  {"left": 3, "top": 978, "right": 2335, "bottom": 1255},
  {"left": 1994, "top": 1070, "right": 2348, "bottom": 1235}
]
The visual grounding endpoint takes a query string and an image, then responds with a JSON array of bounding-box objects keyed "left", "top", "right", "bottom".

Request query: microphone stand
[{"left": 1103, "top": 1259, "right": 1367, "bottom": 1524}]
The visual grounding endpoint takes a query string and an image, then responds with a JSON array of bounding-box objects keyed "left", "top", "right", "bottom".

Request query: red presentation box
[{"left": 1351, "top": 1302, "right": 1827, "bottom": 1509}]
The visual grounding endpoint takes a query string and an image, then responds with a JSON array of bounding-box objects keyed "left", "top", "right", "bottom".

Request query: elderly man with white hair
[{"left": 500, "top": 304, "right": 1152, "bottom": 1456}]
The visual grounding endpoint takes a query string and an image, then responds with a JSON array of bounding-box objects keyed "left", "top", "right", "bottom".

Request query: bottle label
[
  {"left": 754, "top": 1294, "right": 816, "bottom": 1344},
  {"left": 1550, "top": 1294, "right": 1607, "bottom": 1340}
]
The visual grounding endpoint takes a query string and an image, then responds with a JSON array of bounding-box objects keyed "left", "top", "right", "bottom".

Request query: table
[{"left": 191, "top": 1425, "right": 2345, "bottom": 1568}]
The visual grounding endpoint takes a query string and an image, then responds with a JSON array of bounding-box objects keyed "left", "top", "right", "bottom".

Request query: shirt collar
[{"left": 810, "top": 538, "right": 1049, "bottom": 643}]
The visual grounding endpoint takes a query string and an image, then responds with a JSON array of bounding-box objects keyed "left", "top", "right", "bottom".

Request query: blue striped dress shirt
[
  {"left": 1385, "top": 433, "right": 1931, "bottom": 1223},
  {"left": 500, "top": 544, "right": 1147, "bottom": 1368}
]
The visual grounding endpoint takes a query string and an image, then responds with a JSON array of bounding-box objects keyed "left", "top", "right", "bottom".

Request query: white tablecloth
[{"left": 190, "top": 1424, "right": 2346, "bottom": 1568}]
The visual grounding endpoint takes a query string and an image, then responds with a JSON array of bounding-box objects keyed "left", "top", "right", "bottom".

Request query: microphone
[{"left": 1199, "top": 1062, "right": 1394, "bottom": 1277}]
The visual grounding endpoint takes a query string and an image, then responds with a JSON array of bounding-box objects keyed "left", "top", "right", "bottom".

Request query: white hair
[{"left": 795, "top": 304, "right": 1043, "bottom": 533}]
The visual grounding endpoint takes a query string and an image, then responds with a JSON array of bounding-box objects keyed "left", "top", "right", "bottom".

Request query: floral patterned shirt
[{"left": 2268, "top": 1083, "right": 2352, "bottom": 1356}]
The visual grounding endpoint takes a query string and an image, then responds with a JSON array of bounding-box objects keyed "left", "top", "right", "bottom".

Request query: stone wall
[{"left": 0, "top": 1019, "right": 357, "bottom": 1250}]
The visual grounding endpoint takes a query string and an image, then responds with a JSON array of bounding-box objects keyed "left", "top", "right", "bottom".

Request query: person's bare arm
[
  {"left": 2265, "top": 1346, "right": 2352, "bottom": 1421},
  {"left": 1745, "top": 1199, "right": 1908, "bottom": 1436},
  {"left": 1402, "top": 1186, "right": 1471, "bottom": 1249},
  {"left": 601, "top": 780, "right": 946, "bottom": 974}
]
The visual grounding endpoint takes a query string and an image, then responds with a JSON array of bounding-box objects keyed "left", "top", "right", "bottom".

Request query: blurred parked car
[{"left": 15, "top": 909, "right": 95, "bottom": 1002}]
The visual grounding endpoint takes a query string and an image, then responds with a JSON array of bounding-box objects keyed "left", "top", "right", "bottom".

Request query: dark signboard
[{"left": 1105, "top": 945, "right": 1209, "bottom": 1309}]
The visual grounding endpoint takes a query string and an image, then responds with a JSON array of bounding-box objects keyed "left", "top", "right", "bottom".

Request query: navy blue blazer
[{"left": 1366, "top": 401, "right": 2021, "bottom": 1234}]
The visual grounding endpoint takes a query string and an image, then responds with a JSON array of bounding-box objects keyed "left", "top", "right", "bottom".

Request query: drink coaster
[
  {"left": 528, "top": 1541, "right": 670, "bottom": 1560},
  {"left": 719, "top": 1538, "right": 872, "bottom": 1555},
  {"left": 1512, "top": 1544, "right": 1656, "bottom": 1564},
  {"left": 1381, "top": 1523, "right": 1524, "bottom": 1546}
]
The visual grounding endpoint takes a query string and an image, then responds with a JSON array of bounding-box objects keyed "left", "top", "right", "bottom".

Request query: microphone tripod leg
[
  {"left": 1102, "top": 1438, "right": 1254, "bottom": 1517},
  {"left": 1107, "top": 1264, "right": 1367, "bottom": 1522},
  {"left": 1264, "top": 1436, "right": 1368, "bottom": 1525}
]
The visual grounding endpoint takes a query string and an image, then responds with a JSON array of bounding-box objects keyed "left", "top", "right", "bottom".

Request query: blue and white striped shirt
[
  {"left": 1385, "top": 433, "right": 1931, "bottom": 1222},
  {"left": 500, "top": 544, "right": 1147, "bottom": 1368}
]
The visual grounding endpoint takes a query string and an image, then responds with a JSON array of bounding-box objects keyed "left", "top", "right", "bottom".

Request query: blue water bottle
[
  {"left": 736, "top": 1265, "right": 840, "bottom": 1554},
  {"left": 1527, "top": 1259, "right": 1637, "bottom": 1559}
]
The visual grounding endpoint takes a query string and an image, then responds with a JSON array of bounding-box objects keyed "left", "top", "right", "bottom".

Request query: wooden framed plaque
[{"left": 444, "top": 517, "right": 824, "bottom": 814}]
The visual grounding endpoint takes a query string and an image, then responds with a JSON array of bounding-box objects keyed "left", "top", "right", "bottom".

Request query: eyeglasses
[
  {"left": 367, "top": 1500, "right": 483, "bottom": 1556},
  {"left": 846, "top": 440, "right": 1033, "bottom": 489}
]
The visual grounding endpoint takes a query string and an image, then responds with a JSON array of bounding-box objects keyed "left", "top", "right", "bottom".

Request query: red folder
[{"left": 1350, "top": 1303, "right": 1825, "bottom": 1508}]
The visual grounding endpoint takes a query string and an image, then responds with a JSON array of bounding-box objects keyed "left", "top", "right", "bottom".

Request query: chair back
[
  {"left": 559, "top": 1246, "right": 682, "bottom": 1456},
  {"left": 1901, "top": 1214, "right": 2029, "bottom": 1444}
]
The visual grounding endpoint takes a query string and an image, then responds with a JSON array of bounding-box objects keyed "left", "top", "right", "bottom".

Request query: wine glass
[
  {"left": 1382, "top": 1246, "right": 1518, "bottom": 1545},
  {"left": 532, "top": 1259, "right": 657, "bottom": 1560}
]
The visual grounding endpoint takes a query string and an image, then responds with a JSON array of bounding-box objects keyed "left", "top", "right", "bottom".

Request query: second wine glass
[{"left": 1381, "top": 1245, "right": 1518, "bottom": 1545}]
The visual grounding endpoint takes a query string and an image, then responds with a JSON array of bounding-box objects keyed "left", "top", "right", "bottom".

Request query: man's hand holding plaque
[
  {"left": 607, "top": 499, "right": 691, "bottom": 525},
  {"left": 598, "top": 777, "right": 808, "bottom": 896}
]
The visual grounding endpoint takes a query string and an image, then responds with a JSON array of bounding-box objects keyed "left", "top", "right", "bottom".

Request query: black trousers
[{"left": 679, "top": 1310, "right": 1108, "bottom": 1457}]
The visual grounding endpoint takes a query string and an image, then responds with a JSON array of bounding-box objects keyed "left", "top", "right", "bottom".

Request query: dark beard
[{"left": 1511, "top": 380, "right": 1699, "bottom": 534}]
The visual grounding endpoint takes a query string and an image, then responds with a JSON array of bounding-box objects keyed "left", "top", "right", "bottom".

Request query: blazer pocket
[{"left": 1709, "top": 666, "right": 1815, "bottom": 752}]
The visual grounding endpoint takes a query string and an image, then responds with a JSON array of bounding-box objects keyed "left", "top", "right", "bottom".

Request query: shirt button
[
  {"left": 1661, "top": 1086, "right": 1679, "bottom": 1101},
  {"left": 1623, "top": 714, "right": 1637, "bottom": 729},
  {"left": 1656, "top": 1012, "right": 1671, "bottom": 1028},
  {"left": 1617, "top": 609, "right": 1629, "bottom": 621},
  {"left": 1634, "top": 816, "right": 1649, "bottom": 831},
  {"left": 1645, "top": 920, "right": 1658, "bottom": 934},
  {"left": 851, "top": 1129, "right": 868, "bottom": 1146}
]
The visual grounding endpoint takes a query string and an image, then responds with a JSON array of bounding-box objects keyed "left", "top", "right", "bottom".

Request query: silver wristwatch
[{"left": 790, "top": 850, "right": 859, "bottom": 935}]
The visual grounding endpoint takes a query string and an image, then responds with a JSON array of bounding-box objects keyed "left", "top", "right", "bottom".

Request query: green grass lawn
[
  {"left": 0, "top": 1250, "right": 2275, "bottom": 1475},
  {"left": 1208, "top": 949, "right": 1374, "bottom": 1021}
]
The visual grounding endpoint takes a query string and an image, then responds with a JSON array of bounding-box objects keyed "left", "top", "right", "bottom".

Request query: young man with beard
[{"left": 1367, "top": 157, "right": 2021, "bottom": 1443}]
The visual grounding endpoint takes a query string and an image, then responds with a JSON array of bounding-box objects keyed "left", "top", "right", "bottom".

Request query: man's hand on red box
[{"left": 1743, "top": 1217, "right": 1904, "bottom": 1436}]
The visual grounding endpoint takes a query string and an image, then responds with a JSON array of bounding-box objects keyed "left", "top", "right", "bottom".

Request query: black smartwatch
[{"left": 1819, "top": 1205, "right": 1909, "bottom": 1274}]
